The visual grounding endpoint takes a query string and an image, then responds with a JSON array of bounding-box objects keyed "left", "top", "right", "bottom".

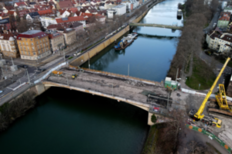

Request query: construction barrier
[
  {"left": 79, "top": 67, "right": 162, "bottom": 86},
  {"left": 186, "top": 124, "right": 232, "bottom": 154}
]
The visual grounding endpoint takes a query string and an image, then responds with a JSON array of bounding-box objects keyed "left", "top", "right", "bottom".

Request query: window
[
  {"left": 33, "top": 52, "right": 36, "bottom": 55},
  {"left": 31, "top": 39, "right": 33, "bottom": 41},
  {"left": 31, "top": 43, "right": 34, "bottom": 45}
]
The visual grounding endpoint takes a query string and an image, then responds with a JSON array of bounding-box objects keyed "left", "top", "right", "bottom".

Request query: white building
[
  {"left": 107, "top": 9, "right": 116, "bottom": 18},
  {"left": 112, "top": 4, "right": 126, "bottom": 15},
  {"left": 206, "top": 31, "right": 232, "bottom": 53},
  {"left": 40, "top": 16, "right": 57, "bottom": 28}
]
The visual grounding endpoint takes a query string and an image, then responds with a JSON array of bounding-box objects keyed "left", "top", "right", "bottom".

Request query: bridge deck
[
  {"left": 130, "top": 22, "right": 182, "bottom": 30},
  {"left": 45, "top": 68, "right": 170, "bottom": 110}
]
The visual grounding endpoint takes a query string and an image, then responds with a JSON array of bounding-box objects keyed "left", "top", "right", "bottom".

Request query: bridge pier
[{"left": 148, "top": 112, "right": 155, "bottom": 126}]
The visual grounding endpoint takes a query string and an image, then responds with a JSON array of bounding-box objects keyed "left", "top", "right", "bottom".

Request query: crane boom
[{"left": 194, "top": 57, "right": 231, "bottom": 120}]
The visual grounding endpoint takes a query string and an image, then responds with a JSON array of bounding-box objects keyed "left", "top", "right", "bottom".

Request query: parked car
[
  {"left": 38, "top": 68, "right": 46, "bottom": 72},
  {"left": 18, "top": 65, "right": 28, "bottom": 68},
  {"left": 0, "top": 90, "right": 3, "bottom": 94}
]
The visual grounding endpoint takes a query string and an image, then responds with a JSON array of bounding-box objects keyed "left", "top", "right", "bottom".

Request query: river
[
  {"left": 82, "top": 0, "right": 184, "bottom": 82},
  {"left": 0, "top": 0, "right": 184, "bottom": 153}
]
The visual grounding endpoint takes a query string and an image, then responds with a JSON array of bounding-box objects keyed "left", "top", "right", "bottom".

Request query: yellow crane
[{"left": 189, "top": 57, "right": 231, "bottom": 128}]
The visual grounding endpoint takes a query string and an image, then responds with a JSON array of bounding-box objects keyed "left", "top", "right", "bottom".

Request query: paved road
[{"left": 204, "top": 8, "right": 221, "bottom": 34}]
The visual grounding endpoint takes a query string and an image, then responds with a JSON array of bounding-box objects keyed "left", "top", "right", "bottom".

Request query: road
[{"left": 204, "top": 8, "right": 221, "bottom": 34}]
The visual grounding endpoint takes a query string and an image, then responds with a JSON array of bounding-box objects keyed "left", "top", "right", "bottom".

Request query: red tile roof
[
  {"left": 219, "top": 12, "right": 231, "bottom": 21},
  {"left": 15, "top": 2, "right": 27, "bottom": 6},
  {"left": 59, "top": 0, "right": 74, "bottom": 9},
  {"left": 38, "top": 9, "right": 53, "bottom": 15},
  {"left": 69, "top": 7, "right": 78, "bottom": 13},
  {"left": 56, "top": 16, "right": 86, "bottom": 23}
]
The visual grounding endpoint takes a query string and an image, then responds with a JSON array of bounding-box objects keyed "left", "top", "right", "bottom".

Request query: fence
[{"left": 186, "top": 124, "right": 232, "bottom": 154}]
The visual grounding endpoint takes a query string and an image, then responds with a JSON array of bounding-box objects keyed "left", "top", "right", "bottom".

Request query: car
[
  {"left": 213, "top": 23, "right": 217, "bottom": 28},
  {"left": 0, "top": 90, "right": 3, "bottom": 94},
  {"left": 65, "top": 55, "right": 70, "bottom": 58},
  {"left": 19, "top": 65, "right": 28, "bottom": 68},
  {"left": 38, "top": 68, "right": 46, "bottom": 72}
]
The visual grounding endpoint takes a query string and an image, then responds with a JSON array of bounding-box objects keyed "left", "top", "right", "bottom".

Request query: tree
[{"left": 151, "top": 114, "right": 157, "bottom": 123}]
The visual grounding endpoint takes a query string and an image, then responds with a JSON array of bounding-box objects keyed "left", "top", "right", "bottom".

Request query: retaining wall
[{"left": 70, "top": 26, "right": 130, "bottom": 66}]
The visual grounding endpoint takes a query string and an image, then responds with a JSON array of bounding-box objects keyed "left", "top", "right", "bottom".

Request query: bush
[{"left": 151, "top": 114, "right": 157, "bottom": 123}]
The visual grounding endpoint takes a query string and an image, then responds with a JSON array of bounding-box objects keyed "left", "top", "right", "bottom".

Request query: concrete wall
[{"left": 70, "top": 25, "right": 130, "bottom": 66}]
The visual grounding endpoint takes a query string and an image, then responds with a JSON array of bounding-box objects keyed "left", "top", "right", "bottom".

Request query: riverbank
[{"left": 167, "top": 0, "right": 217, "bottom": 90}]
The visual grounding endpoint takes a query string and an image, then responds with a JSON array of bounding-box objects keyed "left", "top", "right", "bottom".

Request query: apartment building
[
  {"left": 46, "top": 30, "right": 65, "bottom": 53},
  {"left": 0, "top": 31, "right": 19, "bottom": 58},
  {"left": 63, "top": 28, "right": 76, "bottom": 45},
  {"left": 17, "top": 30, "right": 51, "bottom": 60}
]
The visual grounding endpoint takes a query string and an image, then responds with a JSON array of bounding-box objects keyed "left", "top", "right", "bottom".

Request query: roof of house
[
  {"left": 17, "top": 30, "right": 47, "bottom": 39},
  {"left": 221, "top": 33, "right": 232, "bottom": 42},
  {"left": 4, "top": 6, "right": 14, "bottom": 11},
  {"left": 38, "top": 9, "right": 53, "bottom": 15},
  {"left": 15, "top": 2, "right": 27, "bottom": 6},
  {"left": 46, "top": 31, "right": 63, "bottom": 39},
  {"left": 56, "top": 16, "right": 87, "bottom": 23},
  {"left": 28, "top": 12, "right": 40, "bottom": 18},
  {"left": 59, "top": 0, "right": 74, "bottom": 9},
  {"left": 218, "top": 12, "right": 231, "bottom": 21},
  {"left": 0, "top": 18, "right": 9, "bottom": 24},
  {"left": 17, "top": 10, "right": 29, "bottom": 17},
  {"left": 0, "top": 32, "right": 18, "bottom": 41}
]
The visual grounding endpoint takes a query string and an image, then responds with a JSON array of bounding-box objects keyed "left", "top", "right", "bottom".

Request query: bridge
[
  {"left": 39, "top": 66, "right": 173, "bottom": 125},
  {"left": 129, "top": 22, "right": 182, "bottom": 30}
]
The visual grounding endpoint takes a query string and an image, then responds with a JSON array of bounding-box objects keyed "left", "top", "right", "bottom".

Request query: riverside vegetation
[
  {"left": 0, "top": 91, "right": 36, "bottom": 132},
  {"left": 168, "top": 0, "right": 219, "bottom": 90}
]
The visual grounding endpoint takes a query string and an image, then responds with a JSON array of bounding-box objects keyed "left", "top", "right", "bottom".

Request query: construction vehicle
[
  {"left": 52, "top": 70, "right": 63, "bottom": 76},
  {"left": 189, "top": 58, "right": 231, "bottom": 128},
  {"left": 72, "top": 74, "right": 77, "bottom": 79}
]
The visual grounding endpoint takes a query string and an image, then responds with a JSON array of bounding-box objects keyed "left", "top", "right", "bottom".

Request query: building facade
[
  {"left": 46, "top": 30, "right": 65, "bottom": 54},
  {"left": 63, "top": 28, "right": 76, "bottom": 45},
  {"left": 17, "top": 30, "right": 51, "bottom": 60},
  {"left": 217, "top": 12, "right": 231, "bottom": 28},
  {"left": 0, "top": 32, "right": 19, "bottom": 58},
  {"left": 206, "top": 31, "right": 232, "bottom": 53}
]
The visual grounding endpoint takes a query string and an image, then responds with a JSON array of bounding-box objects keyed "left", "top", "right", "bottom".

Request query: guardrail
[{"left": 186, "top": 124, "right": 232, "bottom": 154}]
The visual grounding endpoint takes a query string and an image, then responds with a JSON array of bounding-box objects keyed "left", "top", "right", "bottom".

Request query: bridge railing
[{"left": 69, "top": 66, "right": 162, "bottom": 86}]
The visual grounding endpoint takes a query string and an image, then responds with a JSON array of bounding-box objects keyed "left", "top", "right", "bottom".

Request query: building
[
  {"left": 224, "top": 6, "right": 232, "bottom": 14},
  {"left": 58, "top": 0, "right": 74, "bottom": 9},
  {"left": 62, "top": 28, "right": 76, "bottom": 45},
  {"left": 46, "top": 30, "right": 65, "bottom": 54},
  {"left": 217, "top": 12, "right": 231, "bottom": 28},
  {"left": 56, "top": 16, "right": 87, "bottom": 27},
  {"left": 17, "top": 30, "right": 51, "bottom": 60},
  {"left": 112, "top": 4, "right": 126, "bottom": 15},
  {"left": 0, "top": 31, "right": 19, "bottom": 58},
  {"left": 206, "top": 30, "right": 232, "bottom": 53},
  {"left": 40, "top": 16, "right": 57, "bottom": 28},
  {"left": 26, "top": 12, "right": 40, "bottom": 22}
]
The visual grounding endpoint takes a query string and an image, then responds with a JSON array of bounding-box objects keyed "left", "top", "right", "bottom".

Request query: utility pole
[
  {"left": 66, "top": 74, "right": 69, "bottom": 86},
  {"left": 63, "top": 50, "right": 66, "bottom": 62},
  {"left": 175, "top": 68, "right": 179, "bottom": 82},
  {"left": 11, "top": 57, "right": 14, "bottom": 66},
  {"left": 128, "top": 64, "right": 130, "bottom": 76},
  {"left": 26, "top": 69, "right": 31, "bottom": 84}
]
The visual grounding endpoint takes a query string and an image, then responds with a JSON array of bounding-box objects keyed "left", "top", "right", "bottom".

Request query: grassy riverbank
[
  {"left": 186, "top": 56, "right": 215, "bottom": 90},
  {"left": 141, "top": 125, "right": 158, "bottom": 154}
]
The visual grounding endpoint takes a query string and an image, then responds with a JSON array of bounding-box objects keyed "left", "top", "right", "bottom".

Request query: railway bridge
[
  {"left": 129, "top": 22, "right": 183, "bottom": 30},
  {"left": 38, "top": 66, "right": 173, "bottom": 125}
]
